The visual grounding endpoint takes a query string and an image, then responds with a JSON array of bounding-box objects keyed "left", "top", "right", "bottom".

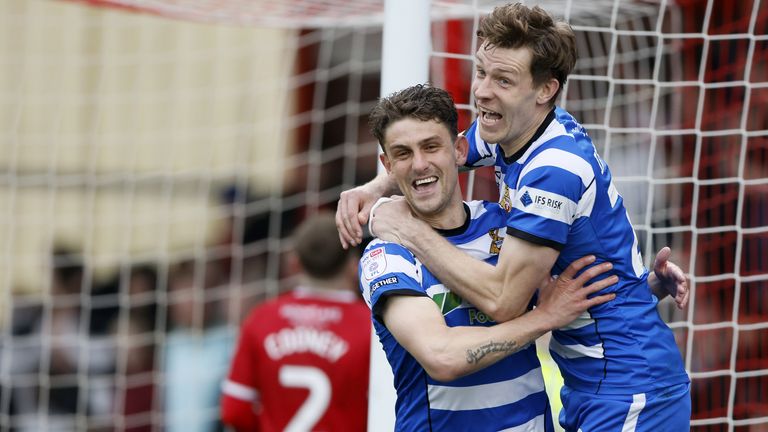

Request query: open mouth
[
  {"left": 479, "top": 108, "right": 502, "bottom": 123},
  {"left": 413, "top": 176, "right": 438, "bottom": 191}
]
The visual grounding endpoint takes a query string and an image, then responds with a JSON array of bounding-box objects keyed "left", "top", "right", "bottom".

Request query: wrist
[
  {"left": 525, "top": 307, "right": 556, "bottom": 335},
  {"left": 400, "top": 219, "right": 434, "bottom": 253},
  {"left": 369, "top": 172, "right": 398, "bottom": 196}
]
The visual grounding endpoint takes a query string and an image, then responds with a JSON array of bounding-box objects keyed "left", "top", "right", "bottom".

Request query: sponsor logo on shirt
[
  {"left": 518, "top": 187, "right": 566, "bottom": 218},
  {"left": 533, "top": 194, "right": 563, "bottom": 210},
  {"left": 432, "top": 291, "right": 464, "bottom": 315},
  {"left": 468, "top": 308, "right": 495, "bottom": 325},
  {"left": 370, "top": 276, "right": 398, "bottom": 296},
  {"left": 520, "top": 190, "right": 533, "bottom": 206},
  {"left": 362, "top": 247, "right": 387, "bottom": 280}
]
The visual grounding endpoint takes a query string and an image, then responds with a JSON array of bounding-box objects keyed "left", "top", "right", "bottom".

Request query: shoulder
[
  {"left": 360, "top": 239, "right": 419, "bottom": 282},
  {"left": 470, "top": 199, "right": 504, "bottom": 214},
  {"left": 519, "top": 117, "right": 600, "bottom": 191},
  {"left": 237, "top": 303, "right": 274, "bottom": 340},
  {"left": 462, "top": 119, "right": 501, "bottom": 167},
  {"left": 241, "top": 291, "right": 295, "bottom": 325},
  {"left": 466, "top": 200, "right": 506, "bottom": 223},
  {"left": 363, "top": 238, "right": 411, "bottom": 254}
]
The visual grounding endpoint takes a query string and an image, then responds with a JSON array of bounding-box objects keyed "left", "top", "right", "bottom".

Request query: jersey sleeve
[
  {"left": 220, "top": 314, "right": 261, "bottom": 430},
  {"left": 463, "top": 120, "right": 499, "bottom": 169},
  {"left": 359, "top": 240, "right": 427, "bottom": 323},
  {"left": 506, "top": 145, "right": 597, "bottom": 250}
]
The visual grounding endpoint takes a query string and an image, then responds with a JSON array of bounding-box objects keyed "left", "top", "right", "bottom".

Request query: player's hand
[
  {"left": 537, "top": 256, "right": 617, "bottom": 329},
  {"left": 336, "top": 185, "right": 380, "bottom": 249},
  {"left": 368, "top": 196, "right": 419, "bottom": 245},
  {"left": 651, "top": 246, "right": 689, "bottom": 309}
]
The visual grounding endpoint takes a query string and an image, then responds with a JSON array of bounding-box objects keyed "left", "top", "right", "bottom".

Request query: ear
[
  {"left": 537, "top": 77, "right": 560, "bottom": 106},
  {"left": 285, "top": 252, "right": 302, "bottom": 276},
  {"left": 454, "top": 135, "right": 468, "bottom": 167},
  {"left": 379, "top": 152, "right": 392, "bottom": 174}
]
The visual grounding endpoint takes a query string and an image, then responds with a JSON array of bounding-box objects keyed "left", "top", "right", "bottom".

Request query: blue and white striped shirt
[
  {"left": 360, "top": 200, "right": 553, "bottom": 431},
  {"left": 465, "top": 107, "right": 689, "bottom": 395}
]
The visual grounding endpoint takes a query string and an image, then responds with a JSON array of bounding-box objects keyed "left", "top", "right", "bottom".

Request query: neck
[
  {"left": 417, "top": 194, "right": 467, "bottom": 231},
  {"left": 299, "top": 274, "right": 353, "bottom": 293},
  {"left": 500, "top": 107, "right": 551, "bottom": 156}
]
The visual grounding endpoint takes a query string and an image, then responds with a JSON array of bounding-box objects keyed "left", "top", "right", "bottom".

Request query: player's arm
[
  {"left": 370, "top": 197, "right": 561, "bottom": 322},
  {"left": 221, "top": 388, "right": 260, "bottom": 432},
  {"left": 220, "top": 320, "right": 261, "bottom": 432},
  {"left": 336, "top": 172, "right": 399, "bottom": 249},
  {"left": 381, "top": 256, "right": 617, "bottom": 381},
  {"left": 647, "top": 246, "right": 689, "bottom": 309}
]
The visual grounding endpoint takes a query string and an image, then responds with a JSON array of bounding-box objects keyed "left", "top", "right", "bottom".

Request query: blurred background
[{"left": 0, "top": 0, "right": 766, "bottom": 431}]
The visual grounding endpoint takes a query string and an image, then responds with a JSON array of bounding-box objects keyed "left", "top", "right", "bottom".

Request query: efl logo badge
[{"left": 362, "top": 247, "right": 387, "bottom": 281}]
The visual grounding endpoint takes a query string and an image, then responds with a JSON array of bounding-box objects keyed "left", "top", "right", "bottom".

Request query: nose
[
  {"left": 412, "top": 150, "right": 430, "bottom": 172},
  {"left": 473, "top": 75, "right": 491, "bottom": 101}
]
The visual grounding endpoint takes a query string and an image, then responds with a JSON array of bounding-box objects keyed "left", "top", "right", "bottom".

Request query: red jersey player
[{"left": 220, "top": 213, "right": 371, "bottom": 431}]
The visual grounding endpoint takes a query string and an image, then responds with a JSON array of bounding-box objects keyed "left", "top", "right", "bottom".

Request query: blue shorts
[{"left": 558, "top": 383, "right": 690, "bottom": 432}]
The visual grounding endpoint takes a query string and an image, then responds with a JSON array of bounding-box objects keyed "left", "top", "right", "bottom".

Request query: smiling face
[
  {"left": 472, "top": 44, "right": 558, "bottom": 155},
  {"left": 380, "top": 117, "right": 467, "bottom": 228}
]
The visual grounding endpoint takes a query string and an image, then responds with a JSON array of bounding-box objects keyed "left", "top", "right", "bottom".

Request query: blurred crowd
[{"left": 0, "top": 187, "right": 304, "bottom": 432}]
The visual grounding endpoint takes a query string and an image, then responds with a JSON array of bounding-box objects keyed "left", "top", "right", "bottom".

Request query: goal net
[{"left": 0, "top": 0, "right": 765, "bottom": 431}]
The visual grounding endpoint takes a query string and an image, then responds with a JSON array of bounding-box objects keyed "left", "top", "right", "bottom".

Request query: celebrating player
[
  {"left": 341, "top": 3, "right": 691, "bottom": 431},
  {"left": 360, "top": 83, "right": 618, "bottom": 431},
  {"left": 220, "top": 213, "right": 371, "bottom": 431}
]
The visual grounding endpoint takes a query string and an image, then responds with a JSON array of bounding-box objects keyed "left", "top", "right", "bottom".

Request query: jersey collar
[
  {"left": 433, "top": 202, "right": 471, "bottom": 237},
  {"left": 294, "top": 286, "right": 359, "bottom": 303},
  {"left": 502, "top": 107, "right": 557, "bottom": 164}
]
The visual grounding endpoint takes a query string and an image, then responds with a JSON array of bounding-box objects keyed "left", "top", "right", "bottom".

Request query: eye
[
  {"left": 423, "top": 140, "right": 444, "bottom": 151},
  {"left": 475, "top": 68, "right": 486, "bottom": 78},
  {"left": 392, "top": 150, "right": 410, "bottom": 160}
]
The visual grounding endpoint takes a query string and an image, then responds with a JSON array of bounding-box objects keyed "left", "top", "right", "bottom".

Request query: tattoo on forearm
[{"left": 466, "top": 340, "right": 519, "bottom": 364}]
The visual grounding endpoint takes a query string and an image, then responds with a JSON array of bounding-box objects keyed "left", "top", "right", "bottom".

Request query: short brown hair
[
  {"left": 292, "top": 212, "right": 352, "bottom": 279},
  {"left": 477, "top": 3, "right": 577, "bottom": 105},
  {"left": 368, "top": 84, "right": 458, "bottom": 153}
]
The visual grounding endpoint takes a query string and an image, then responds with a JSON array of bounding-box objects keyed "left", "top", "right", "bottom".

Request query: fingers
[
  {"left": 653, "top": 246, "right": 672, "bottom": 273},
  {"left": 586, "top": 293, "right": 616, "bottom": 308},
  {"left": 666, "top": 262, "right": 686, "bottom": 284},
  {"left": 335, "top": 200, "right": 354, "bottom": 249},
  {"left": 358, "top": 199, "right": 374, "bottom": 227},
  {"left": 559, "top": 255, "right": 597, "bottom": 280},
  {"left": 676, "top": 276, "right": 690, "bottom": 309},
  {"left": 346, "top": 199, "right": 364, "bottom": 244},
  {"left": 663, "top": 258, "right": 689, "bottom": 309},
  {"left": 336, "top": 191, "right": 365, "bottom": 249},
  {"left": 335, "top": 197, "right": 348, "bottom": 247},
  {"left": 574, "top": 261, "right": 613, "bottom": 286},
  {"left": 582, "top": 275, "right": 618, "bottom": 296}
]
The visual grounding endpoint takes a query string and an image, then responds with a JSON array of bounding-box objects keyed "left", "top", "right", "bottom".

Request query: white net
[
  {"left": 0, "top": 0, "right": 766, "bottom": 431},
  {"left": 436, "top": 2, "right": 768, "bottom": 431}
]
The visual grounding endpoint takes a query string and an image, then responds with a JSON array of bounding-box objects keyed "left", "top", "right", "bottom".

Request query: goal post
[{"left": 368, "top": 2, "right": 430, "bottom": 430}]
